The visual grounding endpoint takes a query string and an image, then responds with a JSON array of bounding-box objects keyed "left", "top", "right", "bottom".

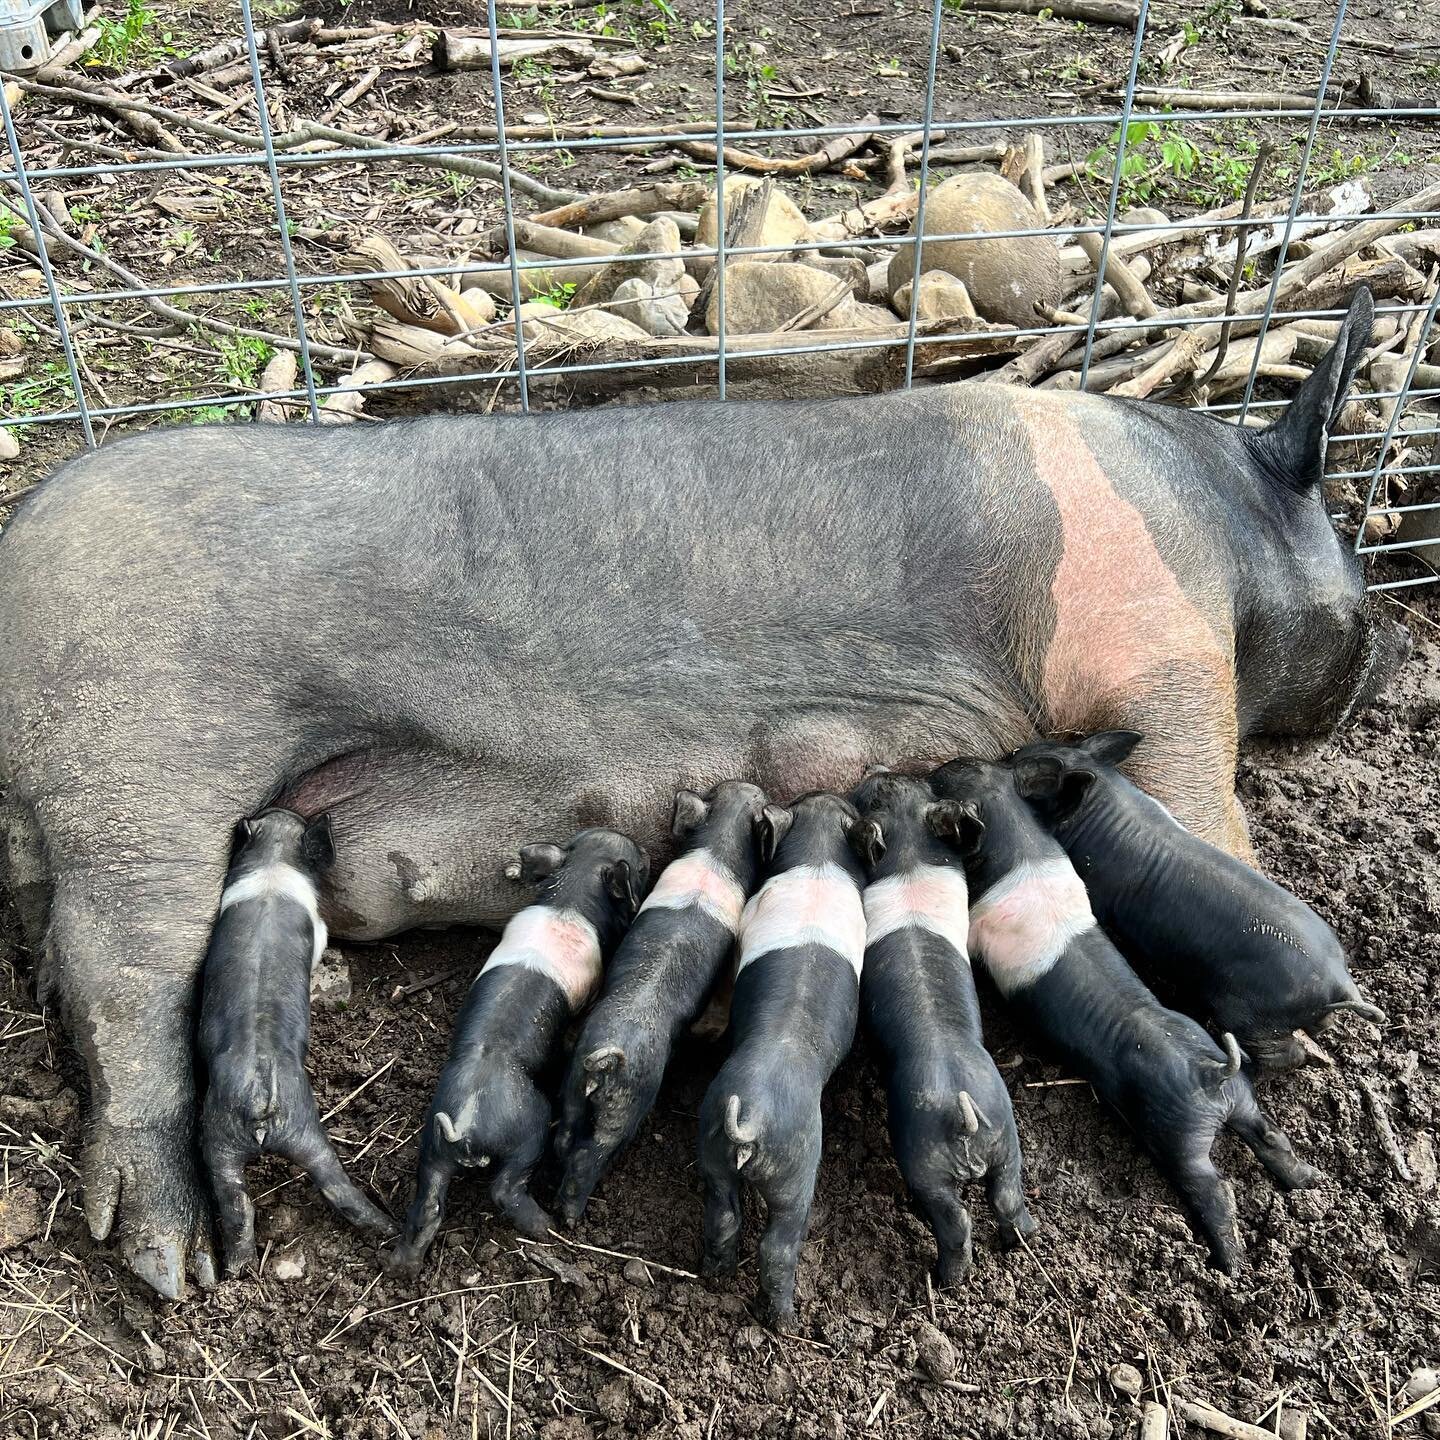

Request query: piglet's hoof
[{"left": 84, "top": 1120, "right": 218, "bottom": 1301}]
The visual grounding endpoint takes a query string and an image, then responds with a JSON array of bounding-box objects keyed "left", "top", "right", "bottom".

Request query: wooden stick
[
  {"left": 1123, "top": 84, "right": 1334, "bottom": 111},
  {"left": 671, "top": 115, "right": 879, "bottom": 177},
  {"left": 529, "top": 181, "right": 710, "bottom": 231},
  {"left": 1020, "top": 132, "right": 1049, "bottom": 224},
  {"left": 1139, "top": 1401, "right": 1169, "bottom": 1440},
  {"left": 1177, "top": 1398, "right": 1295, "bottom": 1440},
  {"left": 1358, "top": 1078, "right": 1415, "bottom": 1181},
  {"left": 951, "top": 0, "right": 1139, "bottom": 24},
  {"left": 44, "top": 22, "right": 104, "bottom": 72},
  {"left": 432, "top": 33, "right": 601, "bottom": 70},
  {"left": 1077, "top": 232, "right": 1157, "bottom": 317}
]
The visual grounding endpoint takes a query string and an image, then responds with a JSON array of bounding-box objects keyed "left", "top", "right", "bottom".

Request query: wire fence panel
[{"left": 0, "top": 0, "right": 1437, "bottom": 586}]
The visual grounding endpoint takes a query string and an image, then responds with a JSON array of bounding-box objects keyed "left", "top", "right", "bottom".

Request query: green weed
[
  {"left": 218, "top": 334, "right": 274, "bottom": 388},
  {"left": 90, "top": 0, "right": 175, "bottom": 67}
]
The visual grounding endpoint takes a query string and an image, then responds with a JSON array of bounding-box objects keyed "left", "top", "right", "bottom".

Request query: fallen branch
[
  {"left": 144, "top": 17, "right": 321, "bottom": 85},
  {"left": 1076, "top": 232, "right": 1157, "bottom": 318},
  {"left": 0, "top": 189, "right": 368, "bottom": 365},
  {"left": 529, "top": 181, "right": 711, "bottom": 231},
  {"left": 671, "top": 114, "right": 878, "bottom": 177},
  {"left": 1359, "top": 1078, "right": 1416, "bottom": 1182},
  {"left": 951, "top": 0, "right": 1140, "bottom": 24},
  {"left": 256, "top": 350, "right": 299, "bottom": 423},
  {"left": 4, "top": 78, "right": 585, "bottom": 206},
  {"left": 320, "top": 360, "right": 399, "bottom": 423},
  {"left": 1123, "top": 84, "right": 1337, "bottom": 112}
]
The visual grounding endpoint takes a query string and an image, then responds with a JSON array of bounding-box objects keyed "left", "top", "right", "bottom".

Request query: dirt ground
[{"left": 3, "top": 0, "right": 1440, "bottom": 1436}]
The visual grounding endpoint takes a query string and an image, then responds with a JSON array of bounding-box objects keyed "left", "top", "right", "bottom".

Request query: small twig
[
  {"left": 545, "top": 1229, "right": 699, "bottom": 1280},
  {"left": 1359, "top": 1078, "right": 1414, "bottom": 1182},
  {"left": 567, "top": 1341, "right": 676, "bottom": 1406},
  {"left": 319, "top": 1056, "right": 396, "bottom": 1124}
]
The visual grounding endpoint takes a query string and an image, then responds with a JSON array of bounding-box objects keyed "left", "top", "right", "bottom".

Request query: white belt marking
[
  {"left": 219, "top": 861, "right": 328, "bottom": 971},
  {"left": 481, "top": 904, "right": 603, "bottom": 1011},
  {"left": 638, "top": 847, "right": 747, "bottom": 933},
  {"left": 863, "top": 863, "right": 971, "bottom": 959},
  {"left": 967, "top": 857, "right": 1095, "bottom": 996},
  {"left": 737, "top": 863, "right": 866, "bottom": 979}
]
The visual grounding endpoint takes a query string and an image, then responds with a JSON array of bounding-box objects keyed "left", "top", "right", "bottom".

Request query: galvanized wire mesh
[{"left": 1, "top": 0, "right": 1438, "bottom": 589}]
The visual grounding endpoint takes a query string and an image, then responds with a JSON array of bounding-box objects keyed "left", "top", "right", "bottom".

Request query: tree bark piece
[
  {"left": 670, "top": 115, "right": 878, "bottom": 178},
  {"left": 256, "top": 350, "right": 299, "bottom": 423},
  {"left": 952, "top": 0, "right": 1140, "bottom": 25},
  {"left": 146, "top": 17, "right": 320, "bottom": 84}
]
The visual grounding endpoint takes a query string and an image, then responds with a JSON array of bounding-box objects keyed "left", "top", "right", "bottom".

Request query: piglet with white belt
[
  {"left": 697, "top": 791, "right": 868, "bottom": 1330},
  {"left": 386, "top": 828, "right": 648, "bottom": 1273},
  {"left": 201, "top": 808, "right": 396, "bottom": 1275},
  {"left": 930, "top": 758, "right": 1319, "bottom": 1273},
  {"left": 555, "top": 781, "right": 784, "bottom": 1223},
  {"left": 851, "top": 772, "right": 1035, "bottom": 1287}
]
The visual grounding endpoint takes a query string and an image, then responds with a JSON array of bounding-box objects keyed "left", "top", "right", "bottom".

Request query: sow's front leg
[{"left": 46, "top": 841, "right": 226, "bottom": 1300}]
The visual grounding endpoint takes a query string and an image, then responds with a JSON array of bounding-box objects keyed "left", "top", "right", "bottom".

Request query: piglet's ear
[
  {"left": 302, "top": 814, "right": 336, "bottom": 871},
  {"left": 757, "top": 804, "right": 793, "bottom": 863},
  {"left": 926, "top": 800, "right": 984, "bottom": 857},
  {"left": 849, "top": 818, "right": 886, "bottom": 868},
  {"left": 606, "top": 858, "right": 645, "bottom": 918},
  {"left": 671, "top": 788, "right": 710, "bottom": 840},
  {"left": 235, "top": 816, "right": 257, "bottom": 846},
  {"left": 1014, "top": 757, "right": 1094, "bottom": 821},
  {"left": 1078, "top": 730, "right": 1143, "bottom": 767},
  {"left": 511, "top": 841, "right": 566, "bottom": 886}
]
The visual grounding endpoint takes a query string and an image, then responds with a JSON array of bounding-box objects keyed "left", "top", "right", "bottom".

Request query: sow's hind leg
[{"left": 43, "top": 808, "right": 234, "bottom": 1299}]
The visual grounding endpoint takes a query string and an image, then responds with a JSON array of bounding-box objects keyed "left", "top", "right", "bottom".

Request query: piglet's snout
[
  {"left": 968, "top": 860, "right": 1095, "bottom": 995},
  {"left": 481, "top": 906, "right": 603, "bottom": 1010}
]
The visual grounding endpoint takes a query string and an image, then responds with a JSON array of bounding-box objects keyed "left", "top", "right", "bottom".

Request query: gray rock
[
  {"left": 272, "top": 1251, "right": 307, "bottom": 1281},
  {"left": 706, "top": 261, "right": 842, "bottom": 335},
  {"left": 585, "top": 216, "right": 649, "bottom": 247},
  {"left": 609, "top": 273, "right": 697, "bottom": 338},
  {"left": 793, "top": 254, "right": 868, "bottom": 296},
  {"left": 892, "top": 271, "right": 979, "bottom": 324},
  {"left": 914, "top": 1319, "right": 958, "bottom": 1381},
  {"left": 887, "top": 172, "right": 1061, "bottom": 328},
  {"left": 697, "top": 177, "right": 809, "bottom": 253}
]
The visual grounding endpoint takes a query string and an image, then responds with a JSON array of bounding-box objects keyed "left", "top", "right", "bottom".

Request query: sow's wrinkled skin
[
  {"left": 697, "top": 792, "right": 865, "bottom": 1330},
  {"left": 385, "top": 829, "right": 647, "bottom": 1275},
  {"left": 0, "top": 289, "right": 1409, "bottom": 1294},
  {"left": 1009, "top": 730, "right": 1385, "bottom": 1068},
  {"left": 931, "top": 759, "right": 1320, "bottom": 1272},
  {"left": 850, "top": 772, "right": 1034, "bottom": 1287},
  {"left": 554, "top": 781, "right": 781, "bottom": 1223},
  {"left": 200, "top": 808, "right": 395, "bottom": 1283}
]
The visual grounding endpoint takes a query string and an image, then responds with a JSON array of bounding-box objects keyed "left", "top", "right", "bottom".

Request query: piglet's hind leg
[
  {"left": 385, "top": 1146, "right": 456, "bottom": 1275},
  {"left": 283, "top": 1095, "right": 397, "bottom": 1240},
  {"left": 1224, "top": 1086, "right": 1322, "bottom": 1190},
  {"left": 985, "top": 1142, "right": 1038, "bottom": 1249},
  {"left": 488, "top": 1112, "right": 554, "bottom": 1240},
  {"left": 202, "top": 1108, "right": 259, "bottom": 1275},
  {"left": 1156, "top": 1137, "right": 1242, "bottom": 1273}
]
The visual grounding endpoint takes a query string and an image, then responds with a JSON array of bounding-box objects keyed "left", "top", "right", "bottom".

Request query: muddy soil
[{"left": 1, "top": 595, "right": 1437, "bottom": 1438}]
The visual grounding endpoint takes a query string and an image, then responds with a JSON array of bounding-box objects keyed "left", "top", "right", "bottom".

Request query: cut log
[
  {"left": 950, "top": 0, "right": 1140, "bottom": 24},
  {"left": 432, "top": 34, "right": 603, "bottom": 70}
]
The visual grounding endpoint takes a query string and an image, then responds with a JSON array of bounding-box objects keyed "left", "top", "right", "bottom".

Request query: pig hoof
[
  {"left": 1245, "top": 1033, "right": 1309, "bottom": 1070},
  {"left": 933, "top": 1254, "right": 973, "bottom": 1290},
  {"left": 380, "top": 1242, "right": 426, "bottom": 1278},
  {"left": 764, "top": 1302, "right": 798, "bottom": 1334},
  {"left": 84, "top": 1120, "right": 217, "bottom": 1301},
  {"left": 701, "top": 1250, "right": 737, "bottom": 1280}
]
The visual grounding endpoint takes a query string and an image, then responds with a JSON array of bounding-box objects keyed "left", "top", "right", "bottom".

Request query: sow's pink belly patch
[
  {"left": 482, "top": 905, "right": 603, "bottom": 1011},
  {"left": 638, "top": 847, "right": 747, "bottom": 932},
  {"left": 737, "top": 864, "right": 867, "bottom": 979},
  {"left": 1013, "top": 392, "right": 1233, "bottom": 729},
  {"left": 967, "top": 858, "right": 1095, "bottom": 995}
]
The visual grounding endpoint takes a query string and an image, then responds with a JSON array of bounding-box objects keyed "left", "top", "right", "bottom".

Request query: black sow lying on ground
[
  {"left": 1009, "top": 730, "right": 1385, "bottom": 1068},
  {"left": 932, "top": 759, "right": 1320, "bottom": 1273}
]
